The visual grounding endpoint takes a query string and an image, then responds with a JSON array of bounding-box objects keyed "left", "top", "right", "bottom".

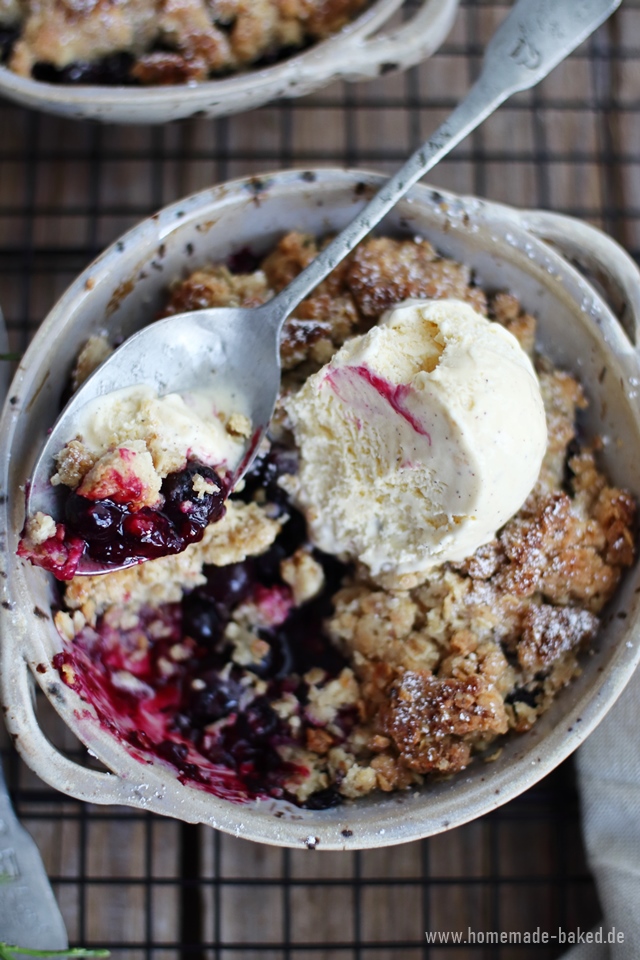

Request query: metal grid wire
[{"left": 1, "top": 0, "right": 639, "bottom": 954}]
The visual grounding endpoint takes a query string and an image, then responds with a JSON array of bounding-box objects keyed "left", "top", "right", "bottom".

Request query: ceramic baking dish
[
  {"left": 2, "top": 169, "right": 640, "bottom": 850},
  {"left": 0, "top": 0, "right": 458, "bottom": 123}
]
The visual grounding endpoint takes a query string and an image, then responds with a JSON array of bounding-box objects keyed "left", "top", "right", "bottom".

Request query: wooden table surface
[{"left": 1, "top": 1, "right": 639, "bottom": 955}]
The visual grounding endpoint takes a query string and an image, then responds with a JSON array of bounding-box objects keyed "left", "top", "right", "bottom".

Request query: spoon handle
[{"left": 269, "top": 0, "right": 620, "bottom": 324}]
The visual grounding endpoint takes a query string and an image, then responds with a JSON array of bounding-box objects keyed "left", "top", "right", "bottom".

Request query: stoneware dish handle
[
  {"left": 1, "top": 642, "right": 143, "bottom": 807},
  {"left": 522, "top": 209, "right": 640, "bottom": 348},
  {"left": 0, "top": 310, "right": 157, "bottom": 809},
  {"left": 346, "top": 0, "right": 459, "bottom": 75}
]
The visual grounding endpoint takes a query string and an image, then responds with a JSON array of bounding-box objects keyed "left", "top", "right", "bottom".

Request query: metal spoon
[{"left": 25, "top": 0, "right": 620, "bottom": 575}]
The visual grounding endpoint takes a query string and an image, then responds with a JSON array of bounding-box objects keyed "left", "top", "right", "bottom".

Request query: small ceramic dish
[
  {"left": 0, "top": 0, "right": 458, "bottom": 124},
  {"left": 2, "top": 168, "right": 640, "bottom": 850}
]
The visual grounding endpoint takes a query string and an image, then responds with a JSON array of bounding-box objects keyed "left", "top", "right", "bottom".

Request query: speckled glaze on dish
[
  {"left": 0, "top": 0, "right": 458, "bottom": 124},
  {"left": 2, "top": 169, "right": 640, "bottom": 850}
]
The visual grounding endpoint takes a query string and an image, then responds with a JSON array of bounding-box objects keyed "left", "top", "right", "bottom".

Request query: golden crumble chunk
[{"left": 378, "top": 672, "right": 508, "bottom": 775}]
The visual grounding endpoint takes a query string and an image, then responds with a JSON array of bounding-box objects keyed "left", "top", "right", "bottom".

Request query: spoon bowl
[{"left": 26, "top": 301, "right": 282, "bottom": 573}]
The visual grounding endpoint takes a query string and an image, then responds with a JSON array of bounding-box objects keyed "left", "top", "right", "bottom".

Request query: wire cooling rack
[{"left": 1, "top": 0, "right": 639, "bottom": 955}]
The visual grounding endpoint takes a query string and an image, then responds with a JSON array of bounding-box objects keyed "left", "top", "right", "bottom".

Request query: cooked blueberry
[
  {"left": 317, "top": 553, "right": 349, "bottom": 604},
  {"left": 505, "top": 687, "right": 539, "bottom": 708},
  {"left": 32, "top": 62, "right": 62, "bottom": 83},
  {"left": 156, "top": 740, "right": 200, "bottom": 780},
  {"left": 227, "top": 247, "right": 261, "bottom": 274},
  {"left": 250, "top": 699, "right": 280, "bottom": 738},
  {"left": 241, "top": 444, "right": 298, "bottom": 506},
  {"left": 123, "top": 511, "right": 182, "bottom": 553},
  {"left": 182, "top": 595, "right": 224, "bottom": 647},
  {"left": 186, "top": 671, "right": 243, "bottom": 725},
  {"left": 242, "top": 698, "right": 280, "bottom": 742},
  {"left": 157, "top": 739, "right": 188, "bottom": 766},
  {"left": 66, "top": 495, "right": 121, "bottom": 542},
  {"left": 33, "top": 52, "right": 135, "bottom": 85},
  {"left": 253, "top": 629, "right": 294, "bottom": 680},
  {"left": 254, "top": 541, "right": 289, "bottom": 584},
  {"left": 302, "top": 787, "right": 343, "bottom": 810},
  {"left": 93, "top": 52, "right": 136, "bottom": 85},
  {"left": 63, "top": 61, "right": 99, "bottom": 83},
  {"left": 277, "top": 507, "right": 308, "bottom": 555},
  {"left": 172, "top": 713, "right": 194, "bottom": 737},
  {"left": 163, "top": 463, "right": 220, "bottom": 508},
  {"left": 128, "top": 729, "right": 152, "bottom": 751},
  {"left": 275, "top": 603, "right": 347, "bottom": 677},
  {"left": 201, "top": 560, "right": 256, "bottom": 610},
  {"left": 267, "top": 445, "right": 299, "bottom": 479},
  {"left": 162, "top": 463, "right": 226, "bottom": 538}
]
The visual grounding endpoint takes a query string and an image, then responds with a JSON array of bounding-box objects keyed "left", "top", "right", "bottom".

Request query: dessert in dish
[
  {"left": 0, "top": 0, "right": 370, "bottom": 86},
  {"left": 37, "top": 231, "right": 635, "bottom": 808},
  {"left": 18, "top": 383, "right": 250, "bottom": 578}
]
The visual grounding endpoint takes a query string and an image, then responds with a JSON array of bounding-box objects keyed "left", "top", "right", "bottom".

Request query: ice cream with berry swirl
[{"left": 286, "top": 298, "right": 547, "bottom": 576}]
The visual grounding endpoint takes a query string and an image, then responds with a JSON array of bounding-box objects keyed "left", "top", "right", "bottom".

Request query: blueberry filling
[
  {"left": 51, "top": 446, "right": 353, "bottom": 804},
  {"left": 18, "top": 461, "right": 228, "bottom": 579},
  {"left": 32, "top": 52, "right": 136, "bottom": 85},
  {"left": 505, "top": 686, "right": 540, "bottom": 709},
  {"left": 65, "top": 462, "right": 227, "bottom": 566},
  {"left": 53, "top": 521, "right": 351, "bottom": 805},
  {"left": 301, "top": 787, "right": 343, "bottom": 810},
  {"left": 226, "top": 247, "right": 262, "bottom": 275},
  {"left": 239, "top": 443, "right": 299, "bottom": 512},
  {"left": 182, "top": 594, "right": 225, "bottom": 649},
  {"left": 27, "top": 38, "right": 315, "bottom": 87}
]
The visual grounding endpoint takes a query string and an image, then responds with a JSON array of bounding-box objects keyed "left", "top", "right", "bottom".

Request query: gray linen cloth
[{"left": 563, "top": 665, "right": 640, "bottom": 959}]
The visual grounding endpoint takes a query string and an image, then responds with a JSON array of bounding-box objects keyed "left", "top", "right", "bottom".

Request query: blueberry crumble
[
  {"left": 1, "top": 0, "right": 370, "bottom": 86},
  {"left": 47, "top": 232, "right": 636, "bottom": 807},
  {"left": 19, "top": 383, "right": 251, "bottom": 578}
]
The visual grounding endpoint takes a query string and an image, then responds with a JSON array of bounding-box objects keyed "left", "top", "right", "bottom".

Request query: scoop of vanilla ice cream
[
  {"left": 76, "top": 384, "right": 248, "bottom": 476},
  {"left": 286, "top": 298, "right": 547, "bottom": 576}
]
